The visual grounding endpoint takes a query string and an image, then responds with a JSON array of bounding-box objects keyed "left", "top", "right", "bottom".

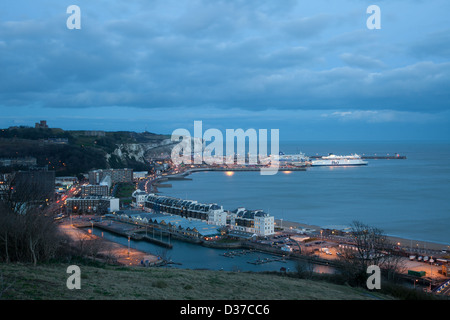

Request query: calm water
[
  {"left": 161, "top": 141, "right": 450, "bottom": 245},
  {"left": 92, "top": 228, "right": 335, "bottom": 273}
]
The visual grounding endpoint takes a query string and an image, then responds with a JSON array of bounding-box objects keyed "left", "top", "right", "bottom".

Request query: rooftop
[{"left": 117, "top": 211, "right": 221, "bottom": 237}]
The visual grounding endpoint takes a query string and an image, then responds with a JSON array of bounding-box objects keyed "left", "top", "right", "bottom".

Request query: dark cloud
[{"left": 0, "top": 0, "right": 448, "bottom": 119}]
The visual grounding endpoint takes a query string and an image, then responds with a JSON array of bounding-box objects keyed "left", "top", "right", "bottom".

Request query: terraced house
[
  {"left": 134, "top": 192, "right": 275, "bottom": 238},
  {"left": 143, "top": 193, "right": 227, "bottom": 226}
]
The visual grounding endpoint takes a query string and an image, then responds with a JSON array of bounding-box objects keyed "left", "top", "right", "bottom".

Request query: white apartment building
[
  {"left": 229, "top": 207, "right": 275, "bottom": 237},
  {"left": 131, "top": 189, "right": 148, "bottom": 208},
  {"left": 66, "top": 196, "right": 120, "bottom": 214}
]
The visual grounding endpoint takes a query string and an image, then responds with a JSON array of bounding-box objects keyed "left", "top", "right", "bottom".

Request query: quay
[
  {"left": 308, "top": 154, "right": 406, "bottom": 160},
  {"left": 90, "top": 220, "right": 173, "bottom": 248},
  {"left": 361, "top": 155, "right": 406, "bottom": 159},
  {"left": 167, "top": 166, "right": 307, "bottom": 177},
  {"left": 58, "top": 219, "right": 163, "bottom": 266},
  {"left": 148, "top": 166, "right": 307, "bottom": 191}
]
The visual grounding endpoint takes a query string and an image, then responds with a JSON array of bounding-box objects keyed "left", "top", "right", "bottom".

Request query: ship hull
[{"left": 311, "top": 159, "right": 368, "bottom": 166}]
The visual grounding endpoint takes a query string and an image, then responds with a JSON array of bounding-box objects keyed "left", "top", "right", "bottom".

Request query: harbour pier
[
  {"left": 92, "top": 220, "right": 173, "bottom": 248},
  {"left": 308, "top": 154, "right": 406, "bottom": 160}
]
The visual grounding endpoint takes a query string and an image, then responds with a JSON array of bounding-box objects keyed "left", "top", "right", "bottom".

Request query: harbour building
[
  {"left": 88, "top": 168, "right": 133, "bottom": 186},
  {"left": 143, "top": 193, "right": 227, "bottom": 226},
  {"left": 134, "top": 192, "right": 276, "bottom": 238},
  {"left": 12, "top": 169, "right": 55, "bottom": 203},
  {"left": 131, "top": 189, "right": 148, "bottom": 207},
  {"left": 230, "top": 207, "right": 275, "bottom": 237},
  {"left": 81, "top": 184, "right": 110, "bottom": 197},
  {"left": 113, "top": 211, "right": 223, "bottom": 240},
  {"left": 66, "top": 196, "right": 119, "bottom": 214}
]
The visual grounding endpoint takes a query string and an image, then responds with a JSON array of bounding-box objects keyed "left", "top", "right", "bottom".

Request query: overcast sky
[{"left": 1, "top": 0, "right": 449, "bottom": 141}]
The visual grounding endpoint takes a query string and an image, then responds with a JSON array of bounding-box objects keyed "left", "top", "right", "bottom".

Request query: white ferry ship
[
  {"left": 278, "top": 152, "right": 309, "bottom": 163},
  {"left": 311, "top": 153, "right": 368, "bottom": 166},
  {"left": 276, "top": 152, "right": 309, "bottom": 166},
  {"left": 262, "top": 152, "right": 309, "bottom": 167}
]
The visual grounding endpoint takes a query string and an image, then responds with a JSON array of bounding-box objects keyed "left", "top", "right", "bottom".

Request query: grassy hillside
[{"left": 0, "top": 262, "right": 391, "bottom": 300}]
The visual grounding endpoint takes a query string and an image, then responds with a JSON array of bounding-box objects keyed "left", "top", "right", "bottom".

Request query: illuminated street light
[{"left": 128, "top": 235, "right": 130, "bottom": 256}]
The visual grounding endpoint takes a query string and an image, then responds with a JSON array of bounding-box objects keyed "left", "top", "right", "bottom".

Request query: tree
[
  {"left": 337, "top": 220, "right": 397, "bottom": 286},
  {"left": 0, "top": 173, "right": 68, "bottom": 265}
]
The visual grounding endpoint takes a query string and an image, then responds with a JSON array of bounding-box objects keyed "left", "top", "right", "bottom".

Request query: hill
[
  {"left": 0, "top": 126, "right": 174, "bottom": 176},
  {"left": 0, "top": 262, "right": 391, "bottom": 300}
]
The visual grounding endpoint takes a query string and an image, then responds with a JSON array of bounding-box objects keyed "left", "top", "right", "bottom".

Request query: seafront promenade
[
  {"left": 274, "top": 219, "right": 449, "bottom": 253},
  {"left": 274, "top": 219, "right": 449, "bottom": 285}
]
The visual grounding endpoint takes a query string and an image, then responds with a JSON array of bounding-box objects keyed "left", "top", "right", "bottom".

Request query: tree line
[{"left": 0, "top": 174, "right": 67, "bottom": 265}]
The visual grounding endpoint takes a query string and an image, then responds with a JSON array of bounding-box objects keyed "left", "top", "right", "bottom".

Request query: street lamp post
[{"left": 128, "top": 235, "right": 130, "bottom": 256}]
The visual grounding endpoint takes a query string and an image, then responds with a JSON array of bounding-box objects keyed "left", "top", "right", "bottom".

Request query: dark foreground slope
[{"left": 0, "top": 262, "right": 390, "bottom": 300}]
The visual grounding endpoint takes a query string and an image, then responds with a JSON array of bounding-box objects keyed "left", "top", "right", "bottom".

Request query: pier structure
[{"left": 308, "top": 154, "right": 406, "bottom": 160}]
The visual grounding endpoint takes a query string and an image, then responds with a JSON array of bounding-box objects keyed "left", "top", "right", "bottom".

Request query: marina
[
  {"left": 247, "top": 257, "right": 288, "bottom": 265},
  {"left": 89, "top": 227, "right": 335, "bottom": 273},
  {"left": 221, "top": 249, "right": 255, "bottom": 258},
  {"left": 220, "top": 249, "right": 289, "bottom": 266}
]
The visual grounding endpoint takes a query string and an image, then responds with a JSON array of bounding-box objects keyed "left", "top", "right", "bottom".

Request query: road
[{"left": 58, "top": 217, "right": 160, "bottom": 266}]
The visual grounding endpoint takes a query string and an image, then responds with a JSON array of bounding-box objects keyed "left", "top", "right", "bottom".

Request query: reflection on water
[
  {"left": 162, "top": 141, "right": 450, "bottom": 245},
  {"left": 92, "top": 228, "right": 336, "bottom": 274}
]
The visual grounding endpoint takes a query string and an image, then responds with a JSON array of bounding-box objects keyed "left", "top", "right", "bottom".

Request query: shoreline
[
  {"left": 155, "top": 170, "right": 449, "bottom": 254},
  {"left": 59, "top": 220, "right": 160, "bottom": 266},
  {"left": 275, "top": 219, "right": 449, "bottom": 252}
]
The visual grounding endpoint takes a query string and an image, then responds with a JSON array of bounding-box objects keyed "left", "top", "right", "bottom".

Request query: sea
[{"left": 159, "top": 140, "right": 450, "bottom": 246}]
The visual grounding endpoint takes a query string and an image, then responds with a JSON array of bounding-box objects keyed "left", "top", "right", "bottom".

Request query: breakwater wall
[
  {"left": 308, "top": 155, "right": 406, "bottom": 160},
  {"left": 92, "top": 221, "right": 173, "bottom": 248}
]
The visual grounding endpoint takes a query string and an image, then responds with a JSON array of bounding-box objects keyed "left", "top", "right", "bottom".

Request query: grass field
[{"left": 0, "top": 262, "right": 391, "bottom": 300}]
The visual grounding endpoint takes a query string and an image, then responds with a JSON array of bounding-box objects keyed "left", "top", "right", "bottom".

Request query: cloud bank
[{"left": 0, "top": 0, "right": 449, "bottom": 139}]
